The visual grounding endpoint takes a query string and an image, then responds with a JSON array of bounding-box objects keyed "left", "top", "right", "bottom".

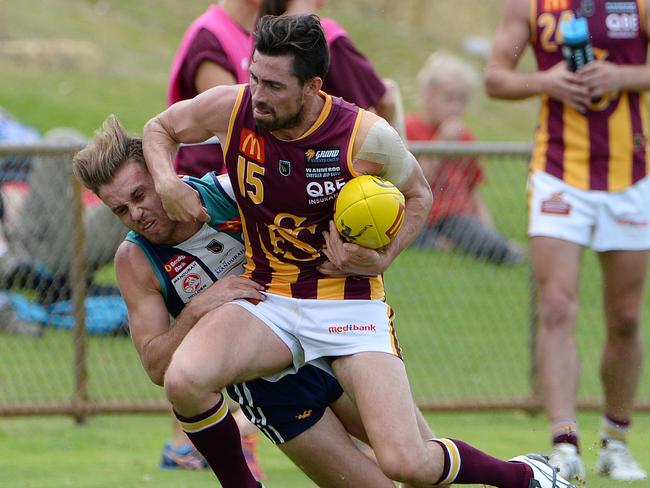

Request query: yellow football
[{"left": 333, "top": 175, "right": 405, "bottom": 249}]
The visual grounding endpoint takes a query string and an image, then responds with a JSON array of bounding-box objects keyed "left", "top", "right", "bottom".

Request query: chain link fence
[{"left": 0, "top": 141, "right": 649, "bottom": 422}]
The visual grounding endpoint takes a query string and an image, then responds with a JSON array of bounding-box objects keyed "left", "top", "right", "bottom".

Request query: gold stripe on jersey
[
  {"left": 562, "top": 105, "right": 589, "bottom": 189},
  {"left": 529, "top": 0, "right": 538, "bottom": 44},
  {"left": 639, "top": 0, "right": 647, "bottom": 36},
  {"left": 240, "top": 210, "right": 300, "bottom": 295},
  {"left": 346, "top": 109, "right": 365, "bottom": 177},
  {"left": 608, "top": 91, "right": 633, "bottom": 191},
  {"left": 641, "top": 93, "right": 650, "bottom": 178},
  {"left": 370, "top": 274, "right": 385, "bottom": 300},
  {"left": 222, "top": 84, "right": 246, "bottom": 157},
  {"left": 179, "top": 401, "right": 229, "bottom": 434},
  {"left": 532, "top": 95, "right": 550, "bottom": 174},
  {"left": 316, "top": 277, "right": 346, "bottom": 300}
]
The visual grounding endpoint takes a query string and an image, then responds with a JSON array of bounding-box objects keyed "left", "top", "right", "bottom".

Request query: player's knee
[
  {"left": 539, "top": 288, "right": 578, "bottom": 330},
  {"left": 375, "top": 446, "right": 427, "bottom": 483},
  {"left": 163, "top": 361, "right": 207, "bottom": 405},
  {"left": 608, "top": 309, "right": 641, "bottom": 340}
]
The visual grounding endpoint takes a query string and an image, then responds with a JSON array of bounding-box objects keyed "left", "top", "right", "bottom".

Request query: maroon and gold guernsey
[
  {"left": 222, "top": 84, "right": 385, "bottom": 300},
  {"left": 530, "top": 0, "right": 650, "bottom": 191}
]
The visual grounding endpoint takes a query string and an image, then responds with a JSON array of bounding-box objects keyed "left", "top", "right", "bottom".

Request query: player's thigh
[
  {"left": 530, "top": 236, "right": 582, "bottom": 295},
  {"left": 330, "top": 391, "right": 433, "bottom": 444},
  {"left": 170, "top": 303, "right": 293, "bottom": 388},
  {"left": 278, "top": 407, "right": 395, "bottom": 488},
  {"left": 331, "top": 352, "right": 425, "bottom": 463},
  {"left": 598, "top": 250, "right": 649, "bottom": 319}
]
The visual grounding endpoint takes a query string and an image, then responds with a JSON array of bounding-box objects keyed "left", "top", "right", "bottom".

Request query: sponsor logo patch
[
  {"left": 542, "top": 0, "right": 569, "bottom": 12},
  {"left": 606, "top": 12, "right": 639, "bottom": 38},
  {"left": 328, "top": 324, "right": 377, "bottom": 334},
  {"left": 182, "top": 273, "right": 202, "bottom": 294},
  {"left": 541, "top": 192, "right": 572, "bottom": 215},
  {"left": 239, "top": 129, "right": 265, "bottom": 163},
  {"left": 305, "top": 147, "right": 342, "bottom": 179},
  {"left": 616, "top": 217, "right": 649, "bottom": 227}
]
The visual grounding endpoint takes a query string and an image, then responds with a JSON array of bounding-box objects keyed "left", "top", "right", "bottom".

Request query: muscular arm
[
  {"left": 142, "top": 85, "right": 239, "bottom": 222},
  {"left": 484, "top": 0, "right": 544, "bottom": 99},
  {"left": 320, "top": 112, "right": 432, "bottom": 276},
  {"left": 485, "top": 0, "right": 590, "bottom": 110},
  {"left": 115, "top": 241, "right": 265, "bottom": 385},
  {"left": 195, "top": 61, "right": 237, "bottom": 93}
]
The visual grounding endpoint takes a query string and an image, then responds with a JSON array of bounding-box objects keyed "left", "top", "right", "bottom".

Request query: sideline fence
[{"left": 1, "top": 141, "right": 649, "bottom": 423}]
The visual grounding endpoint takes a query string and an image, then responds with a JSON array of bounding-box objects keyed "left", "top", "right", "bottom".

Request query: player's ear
[{"left": 304, "top": 76, "right": 323, "bottom": 96}]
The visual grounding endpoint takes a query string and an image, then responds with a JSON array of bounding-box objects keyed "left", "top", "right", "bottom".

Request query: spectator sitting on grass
[{"left": 406, "top": 50, "right": 524, "bottom": 265}]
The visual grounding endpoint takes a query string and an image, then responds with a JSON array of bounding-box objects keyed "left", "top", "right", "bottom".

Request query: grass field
[{"left": 3, "top": 411, "right": 650, "bottom": 487}]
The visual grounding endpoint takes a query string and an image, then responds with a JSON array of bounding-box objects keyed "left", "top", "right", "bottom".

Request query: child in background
[{"left": 406, "top": 51, "right": 524, "bottom": 265}]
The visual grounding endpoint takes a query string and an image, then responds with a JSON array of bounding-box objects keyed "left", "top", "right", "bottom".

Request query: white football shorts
[
  {"left": 231, "top": 292, "right": 401, "bottom": 379},
  {"left": 528, "top": 170, "right": 650, "bottom": 251}
]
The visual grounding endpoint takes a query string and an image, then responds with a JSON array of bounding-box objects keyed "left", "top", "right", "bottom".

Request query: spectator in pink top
[
  {"left": 406, "top": 51, "right": 524, "bottom": 265},
  {"left": 168, "top": 0, "right": 260, "bottom": 177}
]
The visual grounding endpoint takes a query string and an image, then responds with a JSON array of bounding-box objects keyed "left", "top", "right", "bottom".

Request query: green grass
[{"left": 2, "top": 411, "right": 650, "bottom": 487}]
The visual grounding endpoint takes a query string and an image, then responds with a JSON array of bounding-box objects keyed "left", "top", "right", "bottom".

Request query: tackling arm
[
  {"left": 115, "top": 241, "right": 266, "bottom": 385},
  {"left": 142, "top": 85, "right": 240, "bottom": 223}
]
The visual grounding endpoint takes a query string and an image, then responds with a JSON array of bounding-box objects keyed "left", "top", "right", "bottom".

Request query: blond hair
[
  {"left": 72, "top": 114, "right": 144, "bottom": 194},
  {"left": 417, "top": 50, "right": 478, "bottom": 89}
]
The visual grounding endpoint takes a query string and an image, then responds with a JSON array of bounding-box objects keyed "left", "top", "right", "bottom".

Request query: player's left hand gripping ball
[{"left": 333, "top": 175, "right": 405, "bottom": 249}]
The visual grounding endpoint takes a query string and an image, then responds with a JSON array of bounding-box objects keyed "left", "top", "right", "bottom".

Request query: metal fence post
[{"left": 70, "top": 164, "right": 88, "bottom": 424}]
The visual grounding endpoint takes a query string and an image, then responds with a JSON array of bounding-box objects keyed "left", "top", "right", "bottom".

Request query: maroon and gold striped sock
[
  {"left": 175, "top": 397, "right": 258, "bottom": 488},
  {"left": 432, "top": 438, "right": 531, "bottom": 487}
]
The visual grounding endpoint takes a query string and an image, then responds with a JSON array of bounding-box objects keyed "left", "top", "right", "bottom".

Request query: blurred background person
[
  {"left": 485, "top": 0, "right": 650, "bottom": 481},
  {"left": 258, "top": 0, "right": 404, "bottom": 136},
  {"left": 406, "top": 50, "right": 524, "bottom": 265},
  {"left": 168, "top": 0, "right": 260, "bottom": 177}
]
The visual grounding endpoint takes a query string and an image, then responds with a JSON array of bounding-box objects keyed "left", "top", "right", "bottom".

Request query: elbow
[
  {"left": 484, "top": 72, "right": 500, "bottom": 98},
  {"left": 147, "top": 367, "right": 165, "bottom": 387}
]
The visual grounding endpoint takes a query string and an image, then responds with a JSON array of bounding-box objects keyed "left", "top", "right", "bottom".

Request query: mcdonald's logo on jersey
[
  {"left": 239, "top": 128, "right": 265, "bottom": 164},
  {"left": 542, "top": 0, "right": 569, "bottom": 11}
]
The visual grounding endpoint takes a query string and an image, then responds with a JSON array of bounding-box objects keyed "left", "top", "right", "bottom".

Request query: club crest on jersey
[
  {"left": 581, "top": 0, "right": 595, "bottom": 16},
  {"left": 279, "top": 159, "right": 291, "bottom": 176},
  {"left": 239, "top": 128, "right": 265, "bottom": 163},
  {"left": 207, "top": 239, "right": 224, "bottom": 254},
  {"left": 182, "top": 273, "right": 202, "bottom": 294},
  {"left": 541, "top": 192, "right": 572, "bottom": 215}
]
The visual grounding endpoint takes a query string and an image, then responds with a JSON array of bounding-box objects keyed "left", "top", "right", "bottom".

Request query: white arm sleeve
[{"left": 355, "top": 118, "right": 418, "bottom": 188}]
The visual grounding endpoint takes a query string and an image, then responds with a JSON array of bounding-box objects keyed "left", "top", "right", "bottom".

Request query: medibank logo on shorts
[{"left": 328, "top": 324, "right": 377, "bottom": 334}]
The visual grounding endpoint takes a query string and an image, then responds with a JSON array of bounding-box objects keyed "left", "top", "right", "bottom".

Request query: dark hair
[
  {"left": 259, "top": 0, "right": 289, "bottom": 17},
  {"left": 255, "top": 14, "right": 329, "bottom": 83}
]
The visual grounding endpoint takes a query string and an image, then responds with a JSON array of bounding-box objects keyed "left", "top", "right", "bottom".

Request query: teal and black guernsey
[{"left": 125, "top": 172, "right": 245, "bottom": 318}]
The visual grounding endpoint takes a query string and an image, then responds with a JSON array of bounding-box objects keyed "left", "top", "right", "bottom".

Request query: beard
[{"left": 253, "top": 97, "right": 305, "bottom": 132}]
